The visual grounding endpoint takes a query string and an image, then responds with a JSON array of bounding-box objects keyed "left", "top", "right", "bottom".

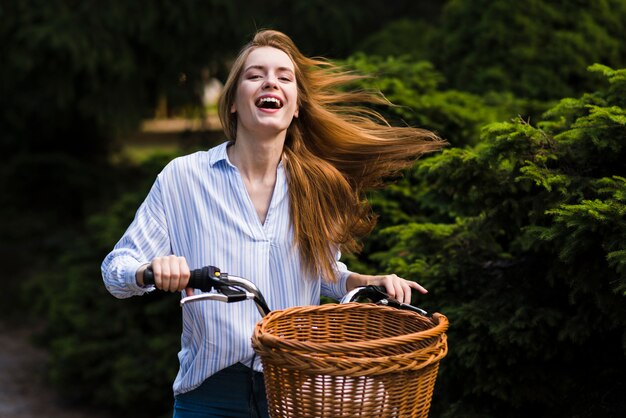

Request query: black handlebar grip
[
  {"left": 143, "top": 265, "right": 221, "bottom": 292},
  {"left": 188, "top": 266, "right": 221, "bottom": 292},
  {"left": 143, "top": 267, "right": 155, "bottom": 285},
  {"left": 369, "top": 285, "right": 388, "bottom": 295}
]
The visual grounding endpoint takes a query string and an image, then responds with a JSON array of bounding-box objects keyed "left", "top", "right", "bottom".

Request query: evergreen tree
[
  {"left": 344, "top": 54, "right": 544, "bottom": 147},
  {"left": 360, "top": 0, "right": 626, "bottom": 101},
  {"left": 434, "top": 0, "right": 626, "bottom": 100},
  {"left": 371, "top": 65, "right": 626, "bottom": 417}
]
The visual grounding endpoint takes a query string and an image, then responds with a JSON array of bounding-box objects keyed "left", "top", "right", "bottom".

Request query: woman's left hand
[{"left": 347, "top": 273, "right": 427, "bottom": 304}]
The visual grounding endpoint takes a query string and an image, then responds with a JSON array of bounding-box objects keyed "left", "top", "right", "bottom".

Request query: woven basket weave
[{"left": 251, "top": 303, "right": 449, "bottom": 418}]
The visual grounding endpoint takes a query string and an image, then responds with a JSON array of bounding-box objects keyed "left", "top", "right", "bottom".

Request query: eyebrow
[{"left": 244, "top": 65, "right": 295, "bottom": 74}]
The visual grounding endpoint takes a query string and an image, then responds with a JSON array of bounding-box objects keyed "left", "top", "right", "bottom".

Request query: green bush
[
  {"left": 434, "top": 0, "right": 626, "bottom": 100},
  {"left": 29, "top": 153, "right": 181, "bottom": 417},
  {"left": 358, "top": 1, "right": 626, "bottom": 102},
  {"left": 344, "top": 54, "right": 547, "bottom": 147},
  {"left": 368, "top": 65, "right": 626, "bottom": 417}
]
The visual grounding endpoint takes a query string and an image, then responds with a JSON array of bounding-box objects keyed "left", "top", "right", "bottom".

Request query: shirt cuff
[
  {"left": 126, "top": 259, "right": 156, "bottom": 293},
  {"left": 103, "top": 255, "right": 155, "bottom": 298}
]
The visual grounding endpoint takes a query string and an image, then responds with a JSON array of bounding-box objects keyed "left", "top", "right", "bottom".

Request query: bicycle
[{"left": 144, "top": 266, "right": 448, "bottom": 417}]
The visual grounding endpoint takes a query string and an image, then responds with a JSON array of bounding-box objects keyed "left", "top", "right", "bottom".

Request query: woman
[{"left": 102, "top": 30, "right": 444, "bottom": 417}]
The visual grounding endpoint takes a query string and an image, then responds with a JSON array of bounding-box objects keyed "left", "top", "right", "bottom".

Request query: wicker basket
[{"left": 251, "top": 303, "right": 449, "bottom": 418}]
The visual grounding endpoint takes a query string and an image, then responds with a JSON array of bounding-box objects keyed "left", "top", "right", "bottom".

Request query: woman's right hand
[{"left": 136, "top": 255, "right": 191, "bottom": 294}]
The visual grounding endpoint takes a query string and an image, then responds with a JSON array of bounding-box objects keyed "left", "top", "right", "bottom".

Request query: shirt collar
[
  {"left": 209, "top": 140, "right": 285, "bottom": 169},
  {"left": 208, "top": 141, "right": 233, "bottom": 167}
]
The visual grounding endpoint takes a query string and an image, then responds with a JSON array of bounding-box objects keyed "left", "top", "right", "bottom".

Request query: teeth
[{"left": 256, "top": 97, "right": 282, "bottom": 107}]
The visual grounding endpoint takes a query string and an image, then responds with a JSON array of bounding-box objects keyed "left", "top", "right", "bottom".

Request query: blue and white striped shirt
[{"left": 101, "top": 141, "right": 352, "bottom": 395}]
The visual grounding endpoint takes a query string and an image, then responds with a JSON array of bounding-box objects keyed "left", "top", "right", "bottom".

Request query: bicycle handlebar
[
  {"left": 144, "top": 265, "right": 429, "bottom": 318},
  {"left": 340, "top": 285, "right": 428, "bottom": 316},
  {"left": 144, "top": 265, "right": 226, "bottom": 292},
  {"left": 143, "top": 265, "right": 271, "bottom": 316}
]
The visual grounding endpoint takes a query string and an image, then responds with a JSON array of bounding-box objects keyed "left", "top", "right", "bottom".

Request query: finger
[
  {"left": 168, "top": 257, "right": 180, "bottom": 292},
  {"left": 395, "top": 279, "right": 410, "bottom": 304},
  {"left": 160, "top": 259, "right": 171, "bottom": 291},
  {"left": 185, "top": 288, "right": 194, "bottom": 297},
  {"left": 392, "top": 276, "right": 406, "bottom": 304},
  {"left": 152, "top": 258, "right": 163, "bottom": 289},
  {"left": 381, "top": 275, "right": 399, "bottom": 299},
  {"left": 179, "top": 257, "right": 191, "bottom": 291},
  {"left": 407, "top": 280, "right": 428, "bottom": 294}
]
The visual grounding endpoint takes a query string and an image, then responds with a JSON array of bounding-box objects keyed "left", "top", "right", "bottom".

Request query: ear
[
  {"left": 294, "top": 108, "right": 299, "bottom": 118},
  {"left": 231, "top": 104, "right": 237, "bottom": 113}
]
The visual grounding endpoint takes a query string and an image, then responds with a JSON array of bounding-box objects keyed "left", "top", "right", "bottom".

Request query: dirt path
[{"left": 0, "top": 320, "right": 114, "bottom": 418}]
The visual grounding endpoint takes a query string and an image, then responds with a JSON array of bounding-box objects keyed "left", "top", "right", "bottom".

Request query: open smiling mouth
[{"left": 255, "top": 97, "right": 283, "bottom": 109}]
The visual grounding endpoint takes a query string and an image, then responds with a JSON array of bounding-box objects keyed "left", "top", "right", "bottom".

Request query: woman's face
[{"left": 231, "top": 46, "right": 299, "bottom": 139}]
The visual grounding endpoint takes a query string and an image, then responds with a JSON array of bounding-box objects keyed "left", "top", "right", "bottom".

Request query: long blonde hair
[{"left": 219, "top": 30, "right": 445, "bottom": 282}]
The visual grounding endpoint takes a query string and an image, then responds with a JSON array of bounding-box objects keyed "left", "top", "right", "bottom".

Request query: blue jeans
[{"left": 173, "top": 363, "right": 270, "bottom": 418}]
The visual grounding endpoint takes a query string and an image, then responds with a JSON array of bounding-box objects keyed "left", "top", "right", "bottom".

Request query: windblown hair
[{"left": 218, "top": 30, "right": 445, "bottom": 282}]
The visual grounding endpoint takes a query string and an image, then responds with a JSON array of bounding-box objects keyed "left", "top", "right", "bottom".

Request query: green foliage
[
  {"left": 344, "top": 54, "right": 548, "bottom": 147},
  {"left": 433, "top": 0, "right": 626, "bottom": 100},
  {"left": 38, "top": 201, "right": 180, "bottom": 416},
  {"left": 0, "top": 0, "right": 245, "bottom": 318},
  {"left": 248, "top": 0, "right": 445, "bottom": 58},
  {"left": 361, "top": 2, "right": 626, "bottom": 101},
  {"left": 356, "top": 19, "right": 437, "bottom": 60},
  {"left": 366, "top": 66, "right": 626, "bottom": 416},
  {"left": 0, "top": 0, "right": 247, "bottom": 159},
  {"left": 27, "top": 153, "right": 181, "bottom": 416}
]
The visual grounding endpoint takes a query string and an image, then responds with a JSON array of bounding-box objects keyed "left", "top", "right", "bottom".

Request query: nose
[{"left": 262, "top": 74, "right": 279, "bottom": 90}]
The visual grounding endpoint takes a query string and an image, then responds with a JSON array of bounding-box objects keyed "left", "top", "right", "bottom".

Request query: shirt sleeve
[
  {"left": 320, "top": 250, "right": 353, "bottom": 300},
  {"left": 101, "top": 176, "right": 172, "bottom": 299}
]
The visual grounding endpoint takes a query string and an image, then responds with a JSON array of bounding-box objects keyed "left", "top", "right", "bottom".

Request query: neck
[{"left": 227, "top": 131, "right": 285, "bottom": 180}]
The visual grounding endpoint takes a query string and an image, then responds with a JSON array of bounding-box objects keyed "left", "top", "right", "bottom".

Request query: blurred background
[{"left": 1, "top": 1, "right": 625, "bottom": 417}]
